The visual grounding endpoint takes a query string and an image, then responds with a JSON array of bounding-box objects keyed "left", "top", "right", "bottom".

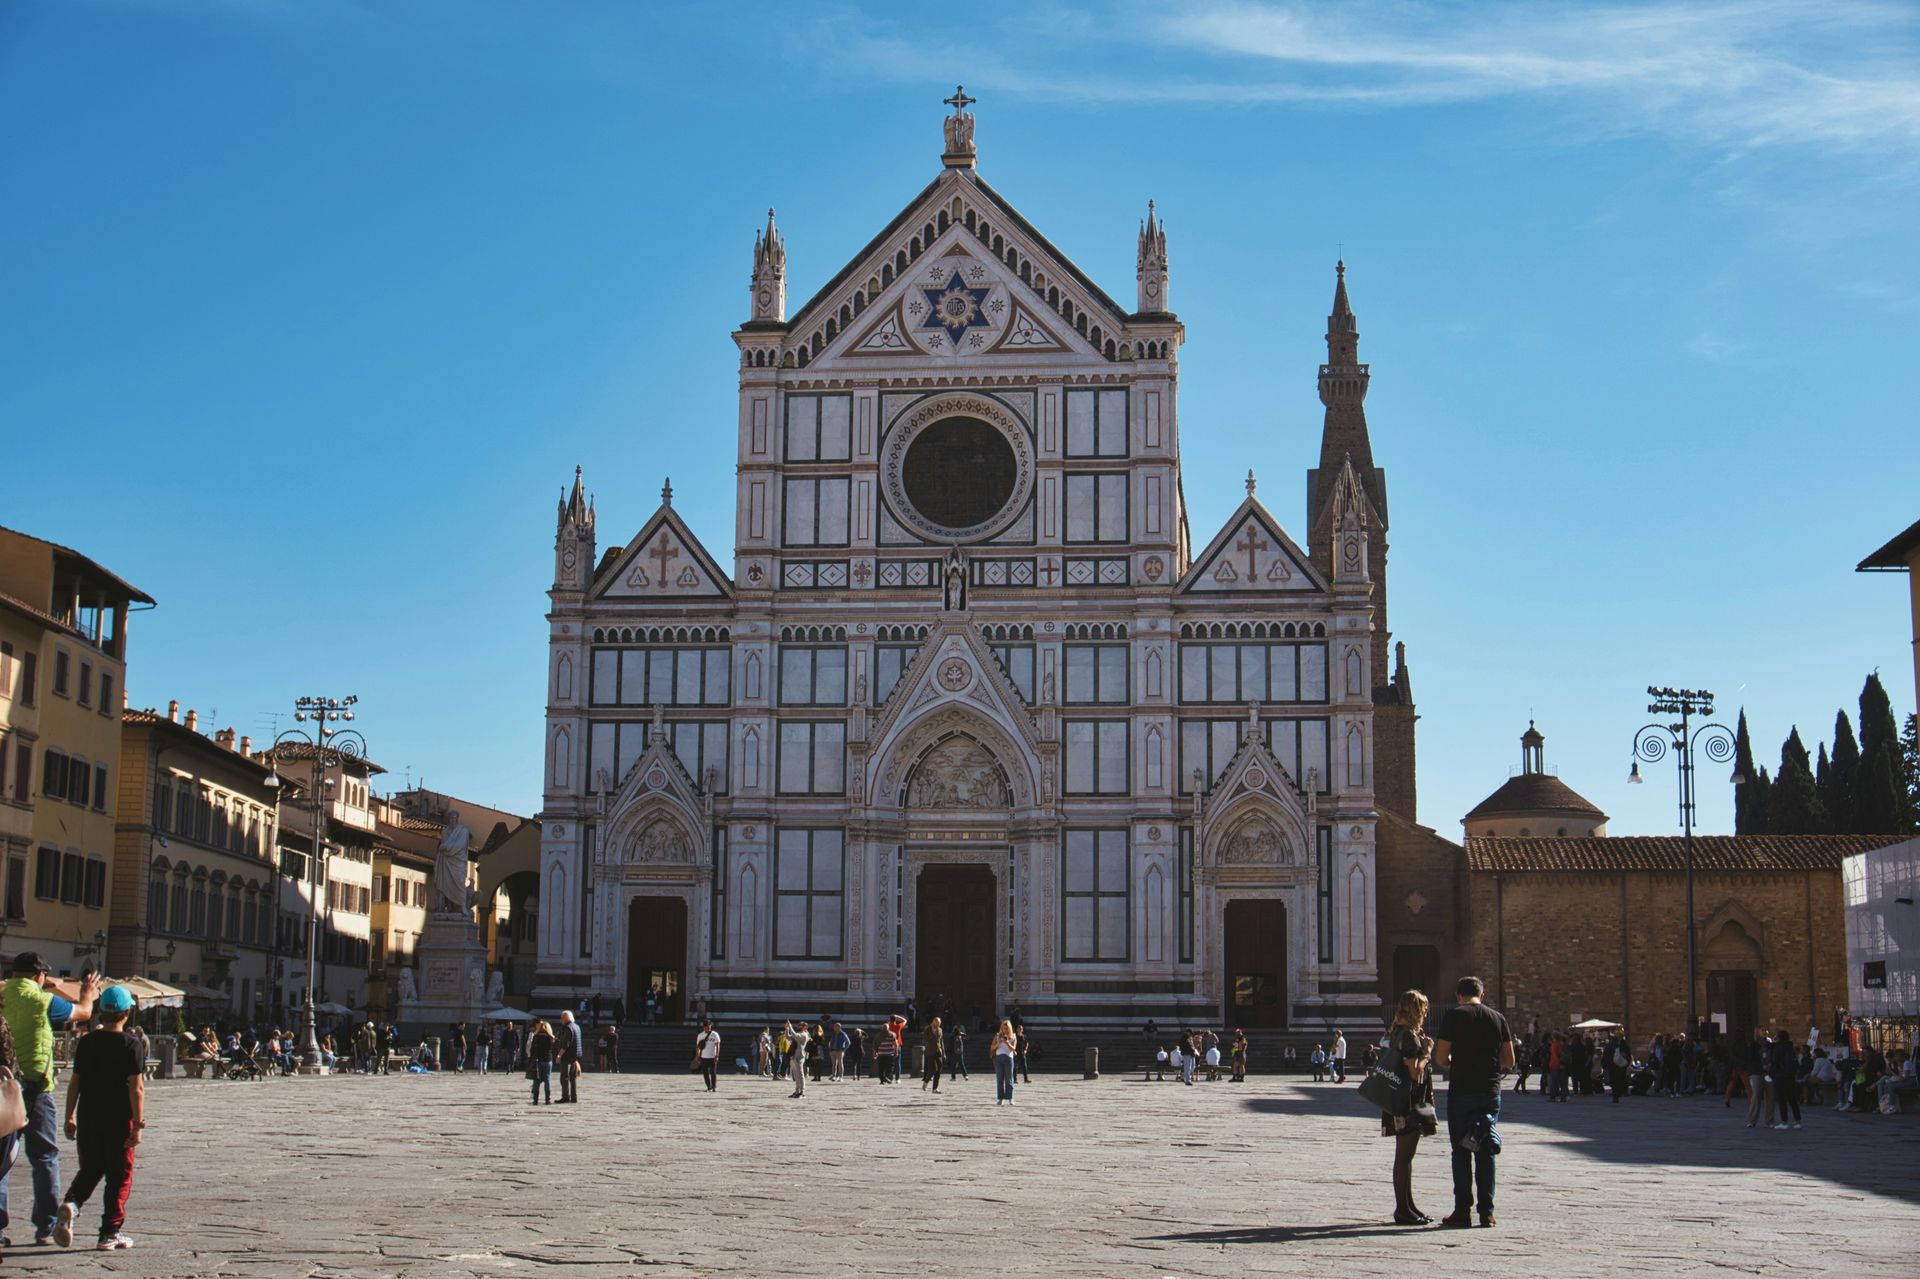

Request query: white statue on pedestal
[
  {"left": 435, "top": 810, "right": 473, "bottom": 915},
  {"left": 397, "top": 966, "right": 418, "bottom": 1006}
]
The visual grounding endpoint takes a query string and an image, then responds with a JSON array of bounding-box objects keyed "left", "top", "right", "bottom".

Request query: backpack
[{"left": 1612, "top": 1044, "right": 1628, "bottom": 1069}]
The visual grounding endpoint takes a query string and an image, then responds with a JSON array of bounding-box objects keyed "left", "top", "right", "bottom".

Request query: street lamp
[
  {"left": 1629, "top": 686, "right": 1745, "bottom": 1038},
  {"left": 264, "top": 694, "right": 365, "bottom": 1072}
]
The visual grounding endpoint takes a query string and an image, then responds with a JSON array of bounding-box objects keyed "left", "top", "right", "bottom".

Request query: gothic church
[{"left": 537, "top": 96, "right": 1435, "bottom": 1034}]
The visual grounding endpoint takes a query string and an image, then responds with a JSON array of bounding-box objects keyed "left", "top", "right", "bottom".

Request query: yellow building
[
  {"left": 0, "top": 525, "right": 151, "bottom": 976},
  {"left": 112, "top": 704, "right": 279, "bottom": 1017},
  {"left": 368, "top": 797, "right": 435, "bottom": 1021}
]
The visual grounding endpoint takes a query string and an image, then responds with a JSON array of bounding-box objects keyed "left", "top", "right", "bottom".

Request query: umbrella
[
  {"left": 482, "top": 1007, "right": 533, "bottom": 1022},
  {"left": 107, "top": 978, "right": 185, "bottom": 1009},
  {"left": 312, "top": 1001, "right": 354, "bottom": 1016},
  {"left": 1569, "top": 1018, "right": 1622, "bottom": 1030}
]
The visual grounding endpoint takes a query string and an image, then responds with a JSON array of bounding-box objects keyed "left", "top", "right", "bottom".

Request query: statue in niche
[
  {"left": 1221, "top": 820, "right": 1285, "bottom": 865},
  {"left": 397, "top": 966, "right": 418, "bottom": 1005},
  {"left": 907, "top": 738, "right": 1010, "bottom": 809},
  {"left": 485, "top": 970, "right": 506, "bottom": 1006},
  {"left": 943, "top": 547, "right": 968, "bottom": 611}
]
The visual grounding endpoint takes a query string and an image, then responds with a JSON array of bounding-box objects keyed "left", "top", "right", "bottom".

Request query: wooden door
[
  {"left": 1224, "top": 899, "right": 1288, "bottom": 1029},
  {"left": 628, "top": 896, "right": 687, "bottom": 1022},
  {"left": 916, "top": 865, "right": 996, "bottom": 1029}
]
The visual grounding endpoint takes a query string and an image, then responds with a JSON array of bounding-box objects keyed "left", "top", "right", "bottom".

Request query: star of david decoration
[{"left": 920, "top": 271, "right": 993, "bottom": 339}]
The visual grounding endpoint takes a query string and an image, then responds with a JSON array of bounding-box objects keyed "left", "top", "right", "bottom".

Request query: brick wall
[
  {"left": 1461, "top": 868, "right": 1845, "bottom": 1038},
  {"left": 1374, "top": 809, "right": 1467, "bottom": 1008}
]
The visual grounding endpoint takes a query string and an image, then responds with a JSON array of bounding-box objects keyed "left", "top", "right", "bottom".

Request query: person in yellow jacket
[{"left": 1, "top": 953, "right": 100, "bottom": 1247}]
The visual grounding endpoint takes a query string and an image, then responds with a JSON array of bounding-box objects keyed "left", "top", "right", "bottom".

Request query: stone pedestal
[{"left": 398, "top": 913, "right": 489, "bottom": 1039}]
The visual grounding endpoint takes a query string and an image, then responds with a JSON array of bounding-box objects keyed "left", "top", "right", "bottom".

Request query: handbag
[
  {"left": 0, "top": 1068, "right": 24, "bottom": 1137},
  {"left": 1358, "top": 1047, "right": 1411, "bottom": 1114}
]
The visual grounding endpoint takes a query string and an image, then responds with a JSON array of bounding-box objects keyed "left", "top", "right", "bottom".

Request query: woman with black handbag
[{"left": 1380, "top": 990, "right": 1438, "bottom": 1225}]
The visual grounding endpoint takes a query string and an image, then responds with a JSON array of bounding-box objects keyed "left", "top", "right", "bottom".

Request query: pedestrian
[
  {"left": 756, "top": 1026, "right": 773, "bottom": 1078},
  {"left": 1310, "top": 1044, "right": 1326, "bottom": 1082},
  {"left": 1380, "top": 989, "right": 1438, "bottom": 1226},
  {"left": 1512, "top": 1036, "right": 1533, "bottom": 1093},
  {"left": 828, "top": 1022, "right": 849, "bottom": 1081},
  {"left": 1170, "top": 1040, "right": 1187, "bottom": 1085},
  {"left": 1204, "top": 1030, "right": 1222, "bottom": 1082},
  {"left": 1, "top": 955, "right": 101, "bottom": 1248},
  {"left": 1433, "top": 975, "right": 1514, "bottom": 1229},
  {"left": 1177, "top": 1033, "right": 1196, "bottom": 1086},
  {"left": 1330, "top": 1030, "right": 1348, "bottom": 1083},
  {"left": 693, "top": 1020, "right": 721, "bottom": 1092},
  {"left": 51, "top": 985, "right": 143, "bottom": 1252},
  {"left": 848, "top": 1027, "right": 866, "bottom": 1080},
  {"left": 1231, "top": 1029, "right": 1248, "bottom": 1083},
  {"left": 376, "top": 1022, "right": 393, "bottom": 1074},
  {"left": 786, "top": 1021, "right": 811, "bottom": 1099},
  {"left": 475, "top": 1027, "right": 492, "bottom": 1074},
  {"left": 449, "top": 1022, "right": 469, "bottom": 1074},
  {"left": 527, "top": 1019, "right": 555, "bottom": 1105},
  {"left": 922, "top": 1018, "right": 946, "bottom": 1093},
  {"left": 1770, "top": 1029, "right": 1803, "bottom": 1130},
  {"left": 1016, "top": 1025, "right": 1032, "bottom": 1083},
  {"left": 602, "top": 1023, "right": 620, "bottom": 1073},
  {"left": 1604, "top": 1030, "right": 1629, "bottom": 1103},
  {"left": 991, "top": 1019, "right": 1018, "bottom": 1105},
  {"left": 556, "top": 1010, "right": 583, "bottom": 1104},
  {"left": 948, "top": 1023, "right": 969, "bottom": 1081}
]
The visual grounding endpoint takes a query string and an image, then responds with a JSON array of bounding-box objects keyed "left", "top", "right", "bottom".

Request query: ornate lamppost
[
  {"left": 263, "top": 695, "right": 365, "bottom": 1072},
  {"left": 1629, "top": 686, "right": 1746, "bottom": 1037}
]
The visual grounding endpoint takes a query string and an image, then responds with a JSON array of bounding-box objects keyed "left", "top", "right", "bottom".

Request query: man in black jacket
[{"left": 1434, "top": 976, "right": 1515, "bottom": 1229}]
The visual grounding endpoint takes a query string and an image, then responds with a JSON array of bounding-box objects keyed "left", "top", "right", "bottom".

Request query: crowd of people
[
  {"left": 1144, "top": 1028, "right": 1249, "bottom": 1083},
  {"left": 700, "top": 1009, "right": 1036, "bottom": 1103}
]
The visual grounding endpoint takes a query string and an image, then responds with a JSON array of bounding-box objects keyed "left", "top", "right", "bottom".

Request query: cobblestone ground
[{"left": 2, "top": 1068, "right": 1914, "bottom": 1277}]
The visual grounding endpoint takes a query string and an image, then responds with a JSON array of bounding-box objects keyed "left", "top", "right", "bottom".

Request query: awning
[
  {"left": 1569, "top": 1018, "right": 1622, "bottom": 1030},
  {"left": 112, "top": 977, "right": 186, "bottom": 1009},
  {"left": 181, "top": 983, "right": 229, "bottom": 1003},
  {"left": 482, "top": 1007, "right": 533, "bottom": 1022}
]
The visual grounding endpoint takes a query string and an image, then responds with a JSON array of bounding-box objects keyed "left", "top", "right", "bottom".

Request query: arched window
[
  {"left": 227, "top": 889, "right": 242, "bottom": 941},
  {"left": 147, "top": 871, "right": 167, "bottom": 932},
  {"left": 170, "top": 873, "right": 189, "bottom": 933}
]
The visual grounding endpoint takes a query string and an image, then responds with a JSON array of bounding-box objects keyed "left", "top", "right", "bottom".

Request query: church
[{"left": 534, "top": 94, "right": 1430, "bottom": 1036}]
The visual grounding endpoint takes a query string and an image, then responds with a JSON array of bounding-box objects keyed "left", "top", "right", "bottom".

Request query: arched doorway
[
  {"left": 1223, "top": 899, "right": 1288, "bottom": 1029},
  {"left": 628, "top": 896, "right": 687, "bottom": 1023},
  {"left": 1703, "top": 918, "right": 1764, "bottom": 1041},
  {"left": 492, "top": 870, "right": 540, "bottom": 998},
  {"left": 916, "top": 864, "right": 996, "bottom": 1029}
]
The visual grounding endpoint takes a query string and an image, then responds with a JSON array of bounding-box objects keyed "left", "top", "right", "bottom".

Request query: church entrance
[
  {"left": 1223, "top": 899, "right": 1288, "bottom": 1029},
  {"left": 627, "top": 896, "right": 686, "bottom": 1023},
  {"left": 915, "top": 865, "right": 996, "bottom": 1030}
]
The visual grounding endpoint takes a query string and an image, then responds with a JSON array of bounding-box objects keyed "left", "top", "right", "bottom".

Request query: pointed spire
[
  {"left": 1245, "top": 469, "right": 1257, "bottom": 499},
  {"left": 1331, "top": 259, "right": 1355, "bottom": 328},
  {"left": 661, "top": 476, "right": 673, "bottom": 508},
  {"left": 1136, "top": 198, "right": 1170, "bottom": 313},
  {"left": 1332, "top": 454, "right": 1369, "bottom": 532},
  {"left": 750, "top": 208, "right": 786, "bottom": 322},
  {"left": 561, "top": 464, "right": 590, "bottom": 530}
]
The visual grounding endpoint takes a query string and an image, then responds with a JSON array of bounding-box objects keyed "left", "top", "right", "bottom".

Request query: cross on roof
[{"left": 944, "top": 85, "right": 976, "bottom": 115}]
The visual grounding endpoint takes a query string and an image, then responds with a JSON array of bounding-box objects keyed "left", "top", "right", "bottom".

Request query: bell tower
[
  {"left": 1136, "top": 200, "right": 1169, "bottom": 315},
  {"left": 553, "top": 465, "right": 595, "bottom": 595}
]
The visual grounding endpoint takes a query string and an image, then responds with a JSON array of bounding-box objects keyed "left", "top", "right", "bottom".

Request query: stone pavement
[{"left": 3, "top": 1068, "right": 1914, "bottom": 1278}]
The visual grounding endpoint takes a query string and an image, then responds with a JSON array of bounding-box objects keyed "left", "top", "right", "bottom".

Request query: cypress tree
[
  {"left": 1768, "top": 727, "right": 1824, "bottom": 834},
  {"left": 1732, "top": 709, "right": 1760, "bottom": 834},
  {"left": 1747, "top": 766, "right": 1772, "bottom": 835},
  {"left": 1904, "top": 714, "right": 1920, "bottom": 825},
  {"left": 1856, "top": 674, "right": 1911, "bottom": 834},
  {"left": 1815, "top": 744, "right": 1832, "bottom": 831},
  {"left": 1825, "top": 710, "right": 1861, "bottom": 833}
]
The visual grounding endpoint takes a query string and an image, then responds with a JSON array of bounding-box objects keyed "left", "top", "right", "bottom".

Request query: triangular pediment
[
  {"left": 778, "top": 170, "right": 1138, "bottom": 374},
  {"left": 865, "top": 620, "right": 1043, "bottom": 807},
  {"left": 603, "top": 726, "right": 710, "bottom": 866},
  {"left": 593, "top": 505, "right": 732, "bottom": 601},
  {"left": 1180, "top": 498, "right": 1326, "bottom": 595},
  {"left": 1200, "top": 725, "right": 1312, "bottom": 869}
]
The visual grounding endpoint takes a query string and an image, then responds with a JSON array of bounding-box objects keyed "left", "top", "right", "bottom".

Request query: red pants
[{"left": 62, "top": 1124, "right": 135, "bottom": 1239}]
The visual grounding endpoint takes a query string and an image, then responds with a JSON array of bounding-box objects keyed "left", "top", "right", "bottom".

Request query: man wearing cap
[{"left": 1, "top": 953, "right": 101, "bottom": 1246}]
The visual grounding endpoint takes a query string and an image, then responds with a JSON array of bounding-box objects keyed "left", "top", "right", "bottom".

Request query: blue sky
[{"left": 3, "top": 0, "right": 1915, "bottom": 834}]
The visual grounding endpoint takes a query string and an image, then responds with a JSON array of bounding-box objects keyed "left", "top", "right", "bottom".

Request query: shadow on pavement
[
  {"left": 1240, "top": 1081, "right": 1920, "bottom": 1206},
  {"left": 1146, "top": 1223, "right": 1424, "bottom": 1244}
]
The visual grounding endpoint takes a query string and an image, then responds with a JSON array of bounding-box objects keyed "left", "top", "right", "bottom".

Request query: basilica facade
[{"left": 535, "top": 99, "right": 1420, "bottom": 1033}]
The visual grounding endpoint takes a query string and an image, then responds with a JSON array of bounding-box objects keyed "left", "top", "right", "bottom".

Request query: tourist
[
  {"left": 1807, "top": 1048, "right": 1840, "bottom": 1106},
  {"left": 785, "top": 1021, "right": 811, "bottom": 1099},
  {"left": 1380, "top": 990, "right": 1437, "bottom": 1226},
  {"left": 1204, "top": 1030, "right": 1222, "bottom": 1081},
  {"left": 1015, "top": 1025, "right": 1032, "bottom": 1083},
  {"left": 1170, "top": 1039, "right": 1188, "bottom": 1085},
  {"left": 990, "top": 1019, "right": 1018, "bottom": 1105},
  {"left": 51, "top": 985, "right": 142, "bottom": 1252},
  {"left": 1603, "top": 1030, "right": 1630, "bottom": 1103},
  {"left": 1142, "top": 1018, "right": 1159, "bottom": 1042},
  {"left": 527, "top": 1019, "right": 555, "bottom": 1105},
  {"left": 318, "top": 1034, "right": 338, "bottom": 1072},
  {"left": 756, "top": 1027, "right": 772, "bottom": 1077},
  {"left": 1433, "top": 976, "right": 1514, "bottom": 1229},
  {"left": 1150, "top": 1046, "right": 1168, "bottom": 1081},
  {"left": 1, "top": 955, "right": 100, "bottom": 1248},
  {"left": 377, "top": 1022, "right": 394, "bottom": 1074},
  {"left": 556, "top": 1011, "right": 583, "bottom": 1104},
  {"left": 1770, "top": 1029, "right": 1803, "bottom": 1129},
  {"left": 828, "top": 1022, "right": 849, "bottom": 1081},
  {"left": 1545, "top": 1032, "right": 1568, "bottom": 1102},
  {"left": 1330, "top": 1030, "right": 1348, "bottom": 1083},
  {"left": 1231, "top": 1029, "right": 1248, "bottom": 1082},
  {"left": 1876, "top": 1051, "right": 1915, "bottom": 1112},
  {"left": 692, "top": 1019, "right": 720, "bottom": 1092},
  {"left": 449, "top": 1023, "right": 469, "bottom": 1074},
  {"left": 1512, "top": 1035, "right": 1533, "bottom": 1093},
  {"left": 948, "top": 1023, "right": 969, "bottom": 1081},
  {"left": 921, "top": 1017, "right": 946, "bottom": 1093},
  {"left": 1310, "top": 1044, "right": 1327, "bottom": 1083}
]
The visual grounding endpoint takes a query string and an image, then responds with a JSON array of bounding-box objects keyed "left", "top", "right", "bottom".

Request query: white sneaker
[
  {"left": 52, "top": 1202, "right": 75, "bottom": 1248},
  {"left": 97, "top": 1234, "right": 133, "bottom": 1250},
  {"left": 1791, "top": 1122, "right": 1802, "bottom": 1129},
  {"left": 1769, "top": 1122, "right": 1787, "bottom": 1129}
]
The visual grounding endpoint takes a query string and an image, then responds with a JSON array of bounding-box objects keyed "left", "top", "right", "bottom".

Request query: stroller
[{"left": 224, "top": 1040, "right": 271, "bottom": 1081}]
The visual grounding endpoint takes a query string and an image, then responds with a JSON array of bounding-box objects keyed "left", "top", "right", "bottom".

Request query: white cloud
[{"left": 825, "top": 2, "right": 1920, "bottom": 163}]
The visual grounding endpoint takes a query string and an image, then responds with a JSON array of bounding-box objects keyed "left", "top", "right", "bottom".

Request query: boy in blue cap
[{"left": 51, "top": 984, "right": 144, "bottom": 1251}]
